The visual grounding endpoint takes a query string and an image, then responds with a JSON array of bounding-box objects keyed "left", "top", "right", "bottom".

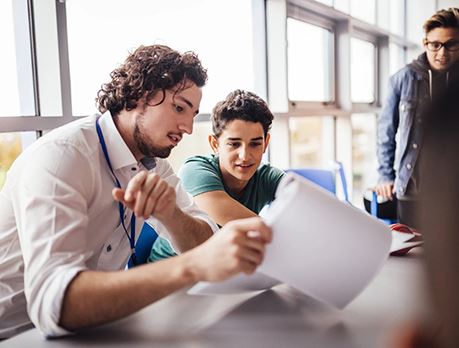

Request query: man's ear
[
  {"left": 263, "top": 133, "right": 271, "bottom": 153},
  {"left": 208, "top": 134, "right": 219, "bottom": 154}
]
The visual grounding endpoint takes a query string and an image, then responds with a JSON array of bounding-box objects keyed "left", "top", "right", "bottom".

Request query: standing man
[
  {"left": 0, "top": 45, "right": 271, "bottom": 338},
  {"left": 376, "top": 8, "right": 459, "bottom": 227}
]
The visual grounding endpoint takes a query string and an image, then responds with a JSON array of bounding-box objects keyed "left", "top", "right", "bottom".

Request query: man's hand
[
  {"left": 374, "top": 182, "right": 395, "bottom": 200},
  {"left": 187, "top": 217, "right": 272, "bottom": 282},
  {"left": 112, "top": 171, "right": 177, "bottom": 221}
]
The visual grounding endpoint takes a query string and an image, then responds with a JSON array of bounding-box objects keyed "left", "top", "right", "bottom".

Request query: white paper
[
  {"left": 256, "top": 173, "right": 392, "bottom": 309},
  {"left": 189, "top": 173, "right": 391, "bottom": 309},
  {"left": 390, "top": 230, "right": 423, "bottom": 252},
  {"left": 188, "top": 272, "right": 280, "bottom": 295}
]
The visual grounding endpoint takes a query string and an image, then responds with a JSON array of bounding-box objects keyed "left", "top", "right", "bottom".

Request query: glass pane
[
  {"left": 315, "top": 0, "right": 333, "bottom": 5},
  {"left": 334, "top": 0, "right": 350, "bottom": 13},
  {"left": 389, "top": 0, "right": 404, "bottom": 36},
  {"left": 168, "top": 121, "right": 212, "bottom": 173},
  {"left": 0, "top": 0, "right": 32, "bottom": 117},
  {"left": 389, "top": 43, "right": 405, "bottom": 75},
  {"left": 0, "top": 132, "right": 36, "bottom": 189},
  {"left": 351, "top": 38, "right": 375, "bottom": 103},
  {"left": 66, "top": 0, "right": 256, "bottom": 116},
  {"left": 377, "top": 0, "right": 390, "bottom": 31},
  {"left": 351, "top": 113, "right": 378, "bottom": 207},
  {"left": 289, "top": 116, "right": 335, "bottom": 168},
  {"left": 287, "top": 18, "right": 333, "bottom": 102},
  {"left": 351, "top": 0, "right": 376, "bottom": 24}
]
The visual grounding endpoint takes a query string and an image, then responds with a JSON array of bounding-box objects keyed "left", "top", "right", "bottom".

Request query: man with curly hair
[{"left": 0, "top": 45, "right": 272, "bottom": 338}]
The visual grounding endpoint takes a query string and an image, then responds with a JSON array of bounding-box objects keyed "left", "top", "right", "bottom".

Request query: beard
[{"left": 133, "top": 121, "right": 173, "bottom": 159}]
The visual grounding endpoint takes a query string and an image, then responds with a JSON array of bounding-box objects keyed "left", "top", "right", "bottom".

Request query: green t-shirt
[{"left": 147, "top": 154, "right": 285, "bottom": 263}]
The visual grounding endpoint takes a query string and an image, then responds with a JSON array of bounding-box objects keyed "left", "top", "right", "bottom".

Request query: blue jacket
[{"left": 377, "top": 53, "right": 450, "bottom": 198}]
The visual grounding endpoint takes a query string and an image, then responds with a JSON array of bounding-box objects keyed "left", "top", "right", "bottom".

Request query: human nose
[
  {"left": 179, "top": 115, "right": 194, "bottom": 135},
  {"left": 238, "top": 145, "right": 249, "bottom": 160}
]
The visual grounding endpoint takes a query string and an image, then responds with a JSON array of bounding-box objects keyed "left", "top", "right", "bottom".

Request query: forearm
[
  {"left": 194, "top": 191, "right": 257, "bottom": 226},
  {"left": 160, "top": 207, "right": 214, "bottom": 253},
  {"left": 59, "top": 254, "right": 198, "bottom": 331}
]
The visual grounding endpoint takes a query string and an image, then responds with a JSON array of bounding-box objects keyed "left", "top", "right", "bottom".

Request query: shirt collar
[
  {"left": 98, "top": 111, "right": 137, "bottom": 171},
  {"left": 140, "top": 156, "right": 157, "bottom": 170}
]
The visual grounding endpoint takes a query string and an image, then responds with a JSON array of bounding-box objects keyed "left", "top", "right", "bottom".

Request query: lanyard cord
[{"left": 96, "top": 118, "right": 137, "bottom": 265}]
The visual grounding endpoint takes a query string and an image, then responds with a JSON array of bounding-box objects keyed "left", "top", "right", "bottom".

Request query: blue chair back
[
  {"left": 128, "top": 223, "right": 158, "bottom": 268},
  {"left": 286, "top": 162, "right": 350, "bottom": 202},
  {"left": 287, "top": 168, "right": 336, "bottom": 194}
]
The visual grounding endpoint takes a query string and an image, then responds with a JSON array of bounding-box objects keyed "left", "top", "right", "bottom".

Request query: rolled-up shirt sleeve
[{"left": 12, "top": 142, "right": 93, "bottom": 337}]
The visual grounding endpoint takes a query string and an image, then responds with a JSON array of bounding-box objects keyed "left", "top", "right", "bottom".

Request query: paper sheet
[
  {"left": 390, "top": 230, "right": 423, "bottom": 252},
  {"left": 188, "top": 273, "right": 280, "bottom": 295},
  {"left": 189, "top": 173, "right": 392, "bottom": 309}
]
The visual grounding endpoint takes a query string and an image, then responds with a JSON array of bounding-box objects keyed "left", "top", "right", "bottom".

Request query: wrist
[{"left": 177, "top": 248, "right": 202, "bottom": 284}]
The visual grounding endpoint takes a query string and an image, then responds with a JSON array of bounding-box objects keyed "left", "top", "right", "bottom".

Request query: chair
[
  {"left": 127, "top": 223, "right": 158, "bottom": 268},
  {"left": 286, "top": 161, "right": 350, "bottom": 203}
]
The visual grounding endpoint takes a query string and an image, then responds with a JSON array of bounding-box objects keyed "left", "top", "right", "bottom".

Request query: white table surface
[{"left": 1, "top": 249, "right": 428, "bottom": 348}]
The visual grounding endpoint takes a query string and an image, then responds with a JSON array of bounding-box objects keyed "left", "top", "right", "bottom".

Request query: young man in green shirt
[{"left": 149, "top": 90, "right": 284, "bottom": 262}]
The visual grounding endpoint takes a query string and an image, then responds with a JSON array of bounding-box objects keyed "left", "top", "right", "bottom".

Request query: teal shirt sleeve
[
  {"left": 260, "top": 165, "right": 285, "bottom": 198},
  {"left": 253, "top": 164, "right": 285, "bottom": 212},
  {"left": 147, "top": 237, "right": 177, "bottom": 263},
  {"left": 178, "top": 155, "right": 225, "bottom": 196}
]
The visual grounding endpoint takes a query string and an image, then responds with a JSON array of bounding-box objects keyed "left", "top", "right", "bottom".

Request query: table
[{"left": 1, "top": 251, "right": 428, "bottom": 348}]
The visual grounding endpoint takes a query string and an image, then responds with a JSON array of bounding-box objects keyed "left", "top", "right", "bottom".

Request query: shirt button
[
  {"left": 131, "top": 167, "right": 137, "bottom": 171},
  {"left": 106, "top": 244, "right": 112, "bottom": 252},
  {"left": 412, "top": 143, "right": 418, "bottom": 149},
  {"left": 406, "top": 163, "right": 412, "bottom": 170}
]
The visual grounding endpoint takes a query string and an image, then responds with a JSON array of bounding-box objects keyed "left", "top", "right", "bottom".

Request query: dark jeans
[{"left": 397, "top": 199, "right": 418, "bottom": 229}]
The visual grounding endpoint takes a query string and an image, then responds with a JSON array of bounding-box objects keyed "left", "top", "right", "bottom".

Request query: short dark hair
[
  {"left": 96, "top": 44, "right": 207, "bottom": 116},
  {"left": 211, "top": 90, "right": 274, "bottom": 138},
  {"left": 423, "top": 8, "right": 459, "bottom": 34}
]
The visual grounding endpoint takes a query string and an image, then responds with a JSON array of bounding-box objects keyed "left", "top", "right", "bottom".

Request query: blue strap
[
  {"left": 336, "top": 162, "right": 350, "bottom": 203},
  {"left": 96, "top": 118, "right": 137, "bottom": 266},
  {"left": 371, "top": 191, "right": 378, "bottom": 216}
]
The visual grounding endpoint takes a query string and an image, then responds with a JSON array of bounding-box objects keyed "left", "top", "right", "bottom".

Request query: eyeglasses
[{"left": 424, "top": 40, "right": 459, "bottom": 52}]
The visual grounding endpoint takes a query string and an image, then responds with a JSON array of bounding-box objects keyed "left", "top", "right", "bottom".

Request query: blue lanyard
[{"left": 96, "top": 118, "right": 137, "bottom": 266}]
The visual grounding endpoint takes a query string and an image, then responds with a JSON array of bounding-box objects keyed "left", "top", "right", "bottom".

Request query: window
[
  {"left": 0, "top": 132, "right": 36, "bottom": 189},
  {"left": 0, "top": 0, "right": 34, "bottom": 117},
  {"left": 389, "top": 43, "right": 405, "bottom": 75},
  {"left": 289, "top": 116, "right": 335, "bottom": 168},
  {"left": 168, "top": 121, "right": 212, "bottom": 172},
  {"left": 66, "top": 0, "right": 260, "bottom": 116},
  {"left": 287, "top": 18, "right": 333, "bottom": 102},
  {"left": 389, "top": 0, "right": 404, "bottom": 36},
  {"left": 351, "top": 38, "right": 375, "bottom": 103},
  {"left": 334, "top": 0, "right": 350, "bottom": 14},
  {"left": 314, "top": 0, "right": 333, "bottom": 6},
  {"left": 351, "top": 113, "right": 378, "bottom": 206},
  {"left": 377, "top": 0, "right": 404, "bottom": 35},
  {"left": 351, "top": 0, "right": 376, "bottom": 24}
]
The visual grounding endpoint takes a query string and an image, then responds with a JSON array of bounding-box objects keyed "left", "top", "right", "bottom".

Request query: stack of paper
[{"left": 189, "top": 173, "right": 392, "bottom": 309}]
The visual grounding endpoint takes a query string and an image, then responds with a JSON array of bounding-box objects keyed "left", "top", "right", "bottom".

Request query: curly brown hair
[
  {"left": 96, "top": 45, "right": 207, "bottom": 116},
  {"left": 211, "top": 90, "right": 274, "bottom": 138}
]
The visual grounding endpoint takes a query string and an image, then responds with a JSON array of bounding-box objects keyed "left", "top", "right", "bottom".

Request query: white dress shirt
[{"left": 0, "top": 112, "right": 217, "bottom": 338}]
